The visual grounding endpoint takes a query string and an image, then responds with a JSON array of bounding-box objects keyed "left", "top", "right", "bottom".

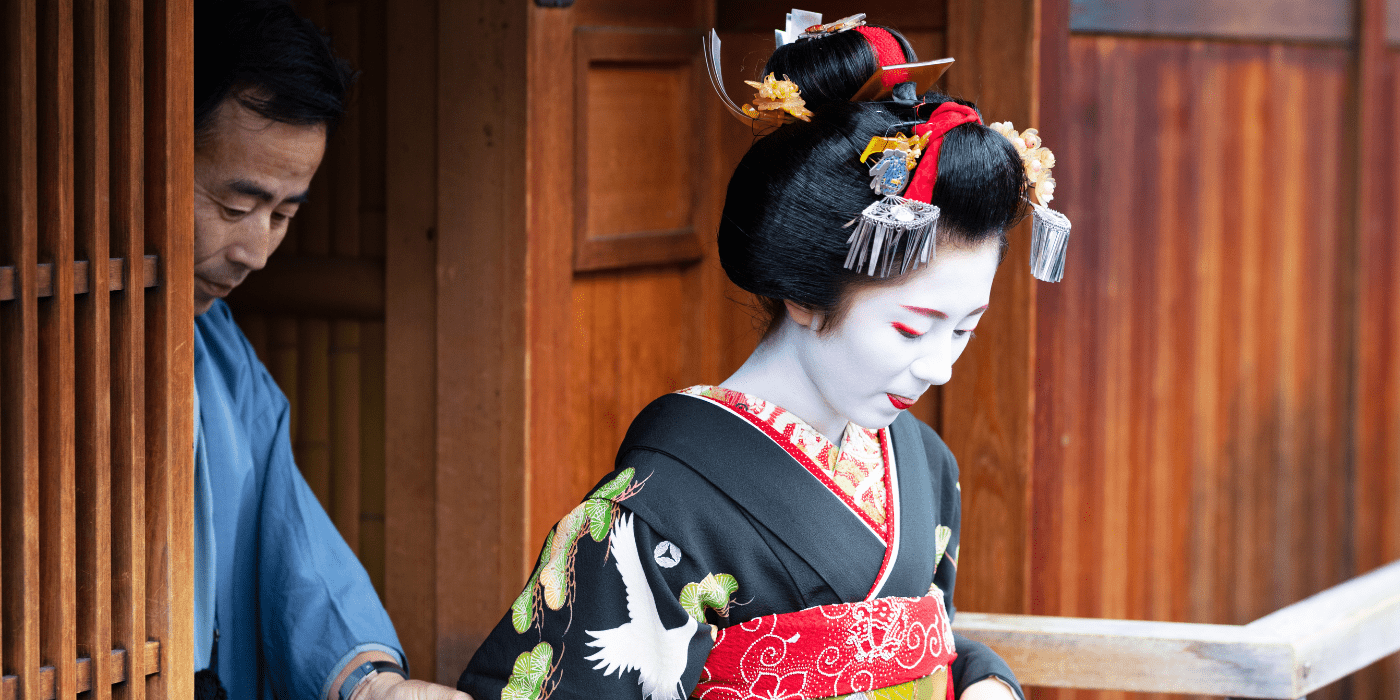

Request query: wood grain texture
[
  {"left": 382, "top": 0, "right": 438, "bottom": 680},
  {"left": 37, "top": 1, "right": 78, "bottom": 697},
  {"left": 1, "top": 0, "right": 43, "bottom": 698},
  {"left": 942, "top": 0, "right": 1038, "bottom": 621},
  {"left": 0, "top": 641, "right": 161, "bottom": 700},
  {"left": 73, "top": 0, "right": 112, "bottom": 695},
  {"left": 108, "top": 1, "right": 146, "bottom": 697},
  {"left": 524, "top": 2, "right": 577, "bottom": 593},
  {"left": 434, "top": 0, "right": 529, "bottom": 680},
  {"left": 1353, "top": 0, "right": 1400, "bottom": 693},
  {"left": 141, "top": 0, "right": 194, "bottom": 695},
  {"left": 1031, "top": 36, "right": 1354, "bottom": 700}
]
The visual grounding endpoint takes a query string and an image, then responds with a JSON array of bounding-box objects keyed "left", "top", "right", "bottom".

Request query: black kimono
[{"left": 459, "top": 391, "right": 1022, "bottom": 700}]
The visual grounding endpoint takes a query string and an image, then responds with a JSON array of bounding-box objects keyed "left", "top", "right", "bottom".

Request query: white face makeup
[
  {"left": 722, "top": 240, "right": 1000, "bottom": 442},
  {"left": 793, "top": 241, "right": 1000, "bottom": 431}
]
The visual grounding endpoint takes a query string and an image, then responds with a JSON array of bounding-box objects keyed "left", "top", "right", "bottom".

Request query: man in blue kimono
[{"left": 193, "top": 2, "right": 469, "bottom": 698}]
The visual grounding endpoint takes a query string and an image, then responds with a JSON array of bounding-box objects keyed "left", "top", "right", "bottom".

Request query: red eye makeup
[{"left": 892, "top": 322, "right": 923, "bottom": 338}]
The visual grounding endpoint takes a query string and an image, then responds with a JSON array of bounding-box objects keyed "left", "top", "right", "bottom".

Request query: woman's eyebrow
[{"left": 902, "top": 305, "right": 948, "bottom": 319}]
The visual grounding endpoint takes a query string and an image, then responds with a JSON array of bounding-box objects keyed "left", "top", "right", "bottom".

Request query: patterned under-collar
[{"left": 678, "top": 385, "right": 891, "bottom": 536}]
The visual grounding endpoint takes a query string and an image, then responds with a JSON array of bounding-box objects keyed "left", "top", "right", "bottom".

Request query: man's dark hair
[{"left": 195, "top": 0, "right": 356, "bottom": 145}]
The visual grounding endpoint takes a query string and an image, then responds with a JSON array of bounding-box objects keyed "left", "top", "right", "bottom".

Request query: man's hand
[
  {"left": 960, "top": 677, "right": 1018, "bottom": 700},
  {"left": 349, "top": 673, "right": 473, "bottom": 700}
]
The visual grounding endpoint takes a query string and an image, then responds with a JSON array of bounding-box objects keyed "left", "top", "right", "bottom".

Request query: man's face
[{"left": 193, "top": 96, "right": 327, "bottom": 315}]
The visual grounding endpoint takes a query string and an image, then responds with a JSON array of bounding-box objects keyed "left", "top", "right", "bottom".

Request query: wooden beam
[
  {"left": 225, "top": 256, "right": 384, "bottom": 318},
  {"left": 0, "top": 641, "right": 161, "bottom": 700},
  {"left": 0, "top": 255, "right": 158, "bottom": 301},
  {"left": 953, "top": 559, "right": 1400, "bottom": 698}
]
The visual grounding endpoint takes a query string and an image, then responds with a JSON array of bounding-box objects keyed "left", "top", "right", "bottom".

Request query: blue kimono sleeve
[
  {"left": 255, "top": 401, "right": 405, "bottom": 699},
  {"left": 197, "top": 300, "right": 405, "bottom": 700}
]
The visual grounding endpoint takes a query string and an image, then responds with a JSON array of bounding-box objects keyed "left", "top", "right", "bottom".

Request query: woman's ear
[{"left": 784, "top": 300, "right": 822, "bottom": 331}]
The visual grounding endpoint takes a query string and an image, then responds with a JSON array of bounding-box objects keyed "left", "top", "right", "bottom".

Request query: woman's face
[{"left": 792, "top": 240, "right": 1000, "bottom": 430}]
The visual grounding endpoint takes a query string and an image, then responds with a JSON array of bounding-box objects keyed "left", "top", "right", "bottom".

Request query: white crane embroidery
[{"left": 584, "top": 513, "right": 697, "bottom": 700}]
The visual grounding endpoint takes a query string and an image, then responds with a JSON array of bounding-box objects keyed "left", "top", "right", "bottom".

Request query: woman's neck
[{"left": 719, "top": 320, "right": 849, "bottom": 445}]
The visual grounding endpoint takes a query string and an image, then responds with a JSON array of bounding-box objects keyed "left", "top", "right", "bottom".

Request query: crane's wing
[{"left": 584, "top": 513, "right": 668, "bottom": 678}]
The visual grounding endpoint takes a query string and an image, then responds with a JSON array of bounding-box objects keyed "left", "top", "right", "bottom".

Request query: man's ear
[{"left": 783, "top": 300, "right": 822, "bottom": 331}]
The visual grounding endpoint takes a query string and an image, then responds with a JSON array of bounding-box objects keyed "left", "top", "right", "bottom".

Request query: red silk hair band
[
  {"left": 854, "top": 26, "right": 909, "bottom": 90},
  {"left": 903, "top": 102, "right": 982, "bottom": 204}
]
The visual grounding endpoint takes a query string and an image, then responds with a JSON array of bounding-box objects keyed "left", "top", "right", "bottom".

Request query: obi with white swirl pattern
[{"left": 694, "top": 589, "right": 957, "bottom": 700}]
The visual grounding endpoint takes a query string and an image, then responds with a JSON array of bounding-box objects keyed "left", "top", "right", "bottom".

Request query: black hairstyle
[
  {"left": 762, "top": 25, "right": 916, "bottom": 108},
  {"left": 719, "top": 25, "right": 1027, "bottom": 335},
  {"left": 194, "top": 0, "right": 356, "bottom": 145}
]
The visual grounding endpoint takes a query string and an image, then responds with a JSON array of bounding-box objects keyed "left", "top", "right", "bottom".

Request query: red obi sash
[{"left": 694, "top": 592, "right": 957, "bottom": 700}]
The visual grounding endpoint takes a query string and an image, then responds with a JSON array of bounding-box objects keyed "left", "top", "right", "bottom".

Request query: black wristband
[{"left": 339, "top": 660, "right": 408, "bottom": 700}]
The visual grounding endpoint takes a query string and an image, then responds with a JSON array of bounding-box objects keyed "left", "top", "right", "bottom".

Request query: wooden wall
[
  {"left": 0, "top": 0, "right": 194, "bottom": 698},
  {"left": 1024, "top": 3, "right": 1400, "bottom": 697}
]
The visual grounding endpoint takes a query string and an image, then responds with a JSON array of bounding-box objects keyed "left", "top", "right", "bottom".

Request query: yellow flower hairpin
[{"left": 741, "top": 73, "right": 813, "bottom": 126}]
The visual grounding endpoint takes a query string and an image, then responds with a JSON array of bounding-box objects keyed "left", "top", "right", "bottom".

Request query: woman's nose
[{"left": 910, "top": 339, "right": 954, "bottom": 386}]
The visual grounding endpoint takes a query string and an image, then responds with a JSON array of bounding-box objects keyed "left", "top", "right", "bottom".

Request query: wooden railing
[{"left": 954, "top": 559, "right": 1400, "bottom": 698}]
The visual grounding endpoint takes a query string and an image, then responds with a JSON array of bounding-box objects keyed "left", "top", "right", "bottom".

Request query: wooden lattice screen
[{"left": 1, "top": 0, "right": 193, "bottom": 699}]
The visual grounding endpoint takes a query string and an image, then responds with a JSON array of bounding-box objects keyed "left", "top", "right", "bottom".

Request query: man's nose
[
  {"left": 226, "top": 217, "right": 276, "bottom": 271},
  {"left": 910, "top": 339, "right": 954, "bottom": 386}
]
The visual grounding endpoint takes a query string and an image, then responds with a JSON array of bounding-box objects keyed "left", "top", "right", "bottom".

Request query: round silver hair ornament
[{"left": 843, "top": 197, "right": 941, "bottom": 277}]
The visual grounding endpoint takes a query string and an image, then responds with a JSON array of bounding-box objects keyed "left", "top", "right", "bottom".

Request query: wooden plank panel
[
  {"left": 523, "top": 1, "right": 577, "bottom": 601},
  {"left": 943, "top": 0, "right": 1037, "bottom": 620},
  {"left": 297, "top": 319, "right": 332, "bottom": 506},
  {"left": 434, "top": 0, "right": 529, "bottom": 680},
  {"left": 330, "top": 321, "right": 361, "bottom": 549},
  {"left": 1032, "top": 37, "right": 1355, "bottom": 700},
  {"left": 358, "top": 320, "right": 386, "bottom": 592},
  {"left": 73, "top": 0, "right": 112, "bottom": 696},
  {"left": 383, "top": 0, "right": 438, "bottom": 678},
  {"left": 1069, "top": 0, "right": 1352, "bottom": 43},
  {"left": 141, "top": 0, "right": 194, "bottom": 696},
  {"left": 1, "top": 0, "right": 43, "bottom": 698},
  {"left": 107, "top": 0, "right": 145, "bottom": 697},
  {"left": 0, "top": 641, "right": 160, "bottom": 700},
  {"left": 37, "top": 1, "right": 78, "bottom": 697}
]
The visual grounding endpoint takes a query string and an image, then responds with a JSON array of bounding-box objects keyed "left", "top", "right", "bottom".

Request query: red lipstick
[{"left": 888, "top": 393, "right": 915, "bottom": 410}]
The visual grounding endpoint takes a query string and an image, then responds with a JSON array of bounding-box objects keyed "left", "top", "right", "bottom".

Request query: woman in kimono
[{"left": 460, "top": 16, "right": 1061, "bottom": 700}]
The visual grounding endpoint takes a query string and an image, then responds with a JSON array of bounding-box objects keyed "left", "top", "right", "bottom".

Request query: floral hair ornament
[
  {"left": 741, "top": 73, "right": 813, "bottom": 127},
  {"left": 705, "top": 33, "right": 811, "bottom": 134},
  {"left": 989, "top": 122, "right": 1071, "bottom": 282},
  {"left": 844, "top": 102, "right": 981, "bottom": 277}
]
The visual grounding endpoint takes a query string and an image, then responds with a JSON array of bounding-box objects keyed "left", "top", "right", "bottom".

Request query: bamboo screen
[{"left": 1, "top": 0, "right": 194, "bottom": 699}]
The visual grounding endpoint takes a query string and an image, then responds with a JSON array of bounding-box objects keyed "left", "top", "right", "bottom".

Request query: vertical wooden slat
[
  {"left": 142, "top": 0, "right": 193, "bottom": 696},
  {"left": 107, "top": 0, "right": 145, "bottom": 696},
  {"left": 942, "top": 0, "right": 1038, "bottom": 620},
  {"left": 436, "top": 0, "right": 528, "bottom": 679},
  {"left": 327, "top": 0, "right": 362, "bottom": 548},
  {"left": 37, "top": 0, "right": 78, "bottom": 698},
  {"left": 1, "top": 0, "right": 42, "bottom": 697},
  {"left": 383, "top": 0, "right": 438, "bottom": 679},
  {"left": 73, "top": 0, "right": 112, "bottom": 695}
]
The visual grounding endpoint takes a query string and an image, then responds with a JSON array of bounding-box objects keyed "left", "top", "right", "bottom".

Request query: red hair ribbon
[
  {"left": 854, "top": 26, "right": 909, "bottom": 90},
  {"left": 903, "top": 102, "right": 982, "bottom": 204}
]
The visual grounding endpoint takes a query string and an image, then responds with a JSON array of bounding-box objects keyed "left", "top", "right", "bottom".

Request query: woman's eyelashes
[{"left": 892, "top": 322, "right": 924, "bottom": 339}]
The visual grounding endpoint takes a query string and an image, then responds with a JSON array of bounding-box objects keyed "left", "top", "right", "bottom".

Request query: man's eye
[
  {"left": 954, "top": 329, "right": 977, "bottom": 339},
  {"left": 892, "top": 322, "right": 923, "bottom": 339},
  {"left": 222, "top": 205, "right": 249, "bottom": 218}
]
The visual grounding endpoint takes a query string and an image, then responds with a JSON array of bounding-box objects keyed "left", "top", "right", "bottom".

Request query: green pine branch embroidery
[
  {"left": 502, "top": 642, "right": 554, "bottom": 700},
  {"left": 510, "top": 468, "right": 636, "bottom": 633},
  {"left": 679, "top": 573, "right": 739, "bottom": 622}
]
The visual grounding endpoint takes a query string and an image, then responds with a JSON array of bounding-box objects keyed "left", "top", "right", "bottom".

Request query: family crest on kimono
[{"left": 458, "top": 9, "right": 1071, "bottom": 700}]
